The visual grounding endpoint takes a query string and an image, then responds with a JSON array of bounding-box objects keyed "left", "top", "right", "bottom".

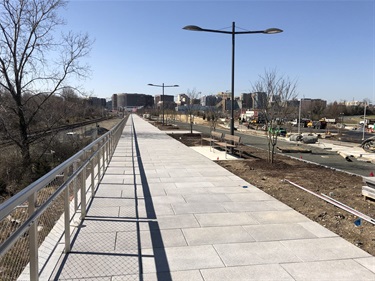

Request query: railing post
[
  {"left": 63, "top": 168, "right": 71, "bottom": 253},
  {"left": 97, "top": 146, "right": 101, "bottom": 181},
  {"left": 102, "top": 141, "right": 106, "bottom": 174},
  {"left": 81, "top": 158, "right": 87, "bottom": 219},
  {"left": 90, "top": 155, "right": 95, "bottom": 197},
  {"left": 110, "top": 131, "right": 113, "bottom": 155},
  {"left": 28, "top": 193, "right": 38, "bottom": 281},
  {"left": 73, "top": 161, "right": 78, "bottom": 212},
  {"left": 106, "top": 136, "right": 110, "bottom": 165}
]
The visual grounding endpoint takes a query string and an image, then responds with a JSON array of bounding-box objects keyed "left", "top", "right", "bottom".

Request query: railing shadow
[
  {"left": 133, "top": 120, "right": 172, "bottom": 281},
  {"left": 51, "top": 116, "right": 171, "bottom": 280}
]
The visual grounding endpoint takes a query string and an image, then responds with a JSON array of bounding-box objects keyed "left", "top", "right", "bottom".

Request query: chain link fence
[{"left": 0, "top": 117, "right": 127, "bottom": 280}]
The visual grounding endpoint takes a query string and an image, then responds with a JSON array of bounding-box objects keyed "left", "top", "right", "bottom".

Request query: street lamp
[
  {"left": 298, "top": 99, "right": 302, "bottom": 135},
  {"left": 183, "top": 22, "right": 282, "bottom": 136},
  {"left": 148, "top": 83, "right": 179, "bottom": 125},
  {"left": 363, "top": 103, "right": 367, "bottom": 140}
]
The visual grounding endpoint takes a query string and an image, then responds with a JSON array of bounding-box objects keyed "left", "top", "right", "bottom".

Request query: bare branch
[
  {"left": 0, "top": 0, "right": 92, "bottom": 169},
  {"left": 251, "top": 69, "right": 298, "bottom": 163}
]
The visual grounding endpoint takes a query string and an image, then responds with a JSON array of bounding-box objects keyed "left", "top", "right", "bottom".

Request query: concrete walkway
[{"left": 50, "top": 114, "right": 375, "bottom": 280}]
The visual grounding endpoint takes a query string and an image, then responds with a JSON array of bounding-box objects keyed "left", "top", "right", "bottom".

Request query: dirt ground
[{"left": 167, "top": 131, "right": 375, "bottom": 256}]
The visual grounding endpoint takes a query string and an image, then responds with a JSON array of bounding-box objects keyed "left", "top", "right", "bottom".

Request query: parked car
[{"left": 277, "top": 128, "right": 287, "bottom": 137}]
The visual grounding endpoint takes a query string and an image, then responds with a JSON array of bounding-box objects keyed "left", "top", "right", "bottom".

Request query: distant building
[
  {"left": 251, "top": 92, "right": 267, "bottom": 109},
  {"left": 176, "top": 94, "right": 189, "bottom": 106},
  {"left": 344, "top": 100, "right": 367, "bottom": 107},
  {"left": 155, "top": 94, "right": 174, "bottom": 104},
  {"left": 286, "top": 99, "right": 300, "bottom": 108},
  {"left": 88, "top": 97, "right": 106, "bottom": 107},
  {"left": 300, "top": 98, "right": 327, "bottom": 112},
  {"left": 111, "top": 94, "right": 118, "bottom": 110},
  {"left": 112, "top": 93, "right": 154, "bottom": 110},
  {"left": 106, "top": 100, "right": 112, "bottom": 110},
  {"left": 201, "top": 95, "right": 218, "bottom": 107},
  {"left": 240, "top": 93, "right": 253, "bottom": 109},
  {"left": 155, "top": 94, "right": 175, "bottom": 110}
]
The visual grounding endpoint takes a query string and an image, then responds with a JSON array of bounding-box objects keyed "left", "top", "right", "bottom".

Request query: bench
[
  {"left": 362, "top": 177, "right": 375, "bottom": 201},
  {"left": 215, "top": 134, "right": 244, "bottom": 158},
  {"left": 201, "top": 131, "right": 223, "bottom": 151}
]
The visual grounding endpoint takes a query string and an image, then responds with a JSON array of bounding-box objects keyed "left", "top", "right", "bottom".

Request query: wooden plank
[
  {"left": 362, "top": 186, "right": 375, "bottom": 200},
  {"left": 363, "top": 176, "right": 375, "bottom": 188}
]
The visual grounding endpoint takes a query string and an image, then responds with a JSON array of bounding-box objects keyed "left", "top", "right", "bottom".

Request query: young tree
[
  {"left": 252, "top": 69, "right": 298, "bottom": 163},
  {"left": 185, "top": 89, "right": 200, "bottom": 134},
  {"left": 206, "top": 105, "right": 221, "bottom": 131},
  {"left": 0, "top": 0, "right": 92, "bottom": 172}
]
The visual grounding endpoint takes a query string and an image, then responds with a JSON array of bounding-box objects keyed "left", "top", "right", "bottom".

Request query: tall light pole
[
  {"left": 148, "top": 83, "right": 179, "bottom": 125},
  {"left": 183, "top": 22, "right": 282, "bottom": 136},
  {"left": 298, "top": 99, "right": 302, "bottom": 135},
  {"left": 363, "top": 102, "right": 367, "bottom": 140}
]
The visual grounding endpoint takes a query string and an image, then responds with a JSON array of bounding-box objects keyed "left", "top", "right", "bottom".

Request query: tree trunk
[
  {"left": 267, "top": 133, "right": 272, "bottom": 163},
  {"left": 17, "top": 104, "right": 32, "bottom": 171}
]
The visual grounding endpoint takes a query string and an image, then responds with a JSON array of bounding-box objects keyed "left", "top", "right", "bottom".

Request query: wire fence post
[
  {"left": 102, "top": 140, "right": 106, "bottom": 174},
  {"left": 80, "top": 158, "right": 87, "bottom": 219},
  {"left": 97, "top": 147, "right": 101, "bottom": 181},
  {"left": 28, "top": 192, "right": 38, "bottom": 281},
  {"left": 90, "top": 153, "right": 95, "bottom": 197},
  {"left": 73, "top": 161, "right": 78, "bottom": 212},
  {"left": 63, "top": 167, "right": 71, "bottom": 253}
]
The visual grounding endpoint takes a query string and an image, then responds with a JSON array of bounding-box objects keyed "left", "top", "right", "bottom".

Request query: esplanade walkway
[{"left": 47, "top": 114, "right": 374, "bottom": 280}]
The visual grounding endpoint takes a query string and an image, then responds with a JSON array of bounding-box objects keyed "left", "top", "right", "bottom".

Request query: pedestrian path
[{"left": 49, "top": 114, "right": 374, "bottom": 280}]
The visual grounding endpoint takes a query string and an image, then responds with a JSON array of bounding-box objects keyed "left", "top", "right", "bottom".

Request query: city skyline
[{"left": 60, "top": 1, "right": 374, "bottom": 103}]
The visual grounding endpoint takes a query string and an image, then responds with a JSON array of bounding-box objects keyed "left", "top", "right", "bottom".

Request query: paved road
[{"left": 174, "top": 121, "right": 375, "bottom": 177}]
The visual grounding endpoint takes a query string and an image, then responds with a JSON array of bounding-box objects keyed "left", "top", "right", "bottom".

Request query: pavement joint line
[{"left": 36, "top": 115, "right": 374, "bottom": 280}]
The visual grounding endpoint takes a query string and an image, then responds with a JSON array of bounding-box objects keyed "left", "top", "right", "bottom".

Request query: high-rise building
[
  {"left": 112, "top": 94, "right": 118, "bottom": 110},
  {"left": 112, "top": 93, "right": 154, "bottom": 110},
  {"left": 241, "top": 93, "right": 253, "bottom": 109},
  {"left": 155, "top": 94, "right": 175, "bottom": 104},
  {"left": 201, "top": 95, "right": 218, "bottom": 107},
  {"left": 300, "top": 98, "right": 327, "bottom": 112},
  {"left": 251, "top": 92, "right": 267, "bottom": 109},
  {"left": 88, "top": 97, "right": 106, "bottom": 107}
]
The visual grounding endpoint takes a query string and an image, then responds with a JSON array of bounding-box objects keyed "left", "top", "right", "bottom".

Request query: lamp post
[
  {"left": 183, "top": 22, "right": 282, "bottom": 136},
  {"left": 148, "top": 83, "right": 179, "bottom": 125},
  {"left": 298, "top": 99, "right": 302, "bottom": 135},
  {"left": 363, "top": 103, "right": 367, "bottom": 140}
]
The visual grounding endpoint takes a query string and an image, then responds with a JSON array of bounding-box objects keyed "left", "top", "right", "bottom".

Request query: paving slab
[
  {"left": 195, "top": 212, "right": 259, "bottom": 227},
  {"left": 141, "top": 270, "right": 204, "bottom": 281},
  {"left": 182, "top": 225, "right": 255, "bottom": 245},
  {"left": 142, "top": 245, "right": 224, "bottom": 273},
  {"left": 214, "top": 241, "right": 302, "bottom": 266},
  {"left": 250, "top": 209, "right": 311, "bottom": 224},
  {"left": 242, "top": 223, "right": 317, "bottom": 241},
  {"left": 201, "top": 264, "right": 295, "bottom": 281},
  {"left": 281, "top": 259, "right": 375, "bottom": 281},
  {"left": 46, "top": 114, "right": 374, "bottom": 281},
  {"left": 354, "top": 257, "right": 375, "bottom": 273},
  {"left": 280, "top": 236, "right": 371, "bottom": 261}
]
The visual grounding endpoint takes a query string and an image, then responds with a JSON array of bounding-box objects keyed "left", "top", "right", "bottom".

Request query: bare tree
[
  {"left": 0, "top": 0, "right": 92, "bottom": 172},
  {"left": 206, "top": 106, "right": 221, "bottom": 131},
  {"left": 252, "top": 69, "right": 298, "bottom": 163},
  {"left": 184, "top": 89, "right": 200, "bottom": 134}
]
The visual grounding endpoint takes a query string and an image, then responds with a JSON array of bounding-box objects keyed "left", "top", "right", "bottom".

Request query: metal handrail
[{"left": 0, "top": 116, "right": 127, "bottom": 281}]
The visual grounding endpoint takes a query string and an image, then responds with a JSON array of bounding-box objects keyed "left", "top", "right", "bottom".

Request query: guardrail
[{"left": 0, "top": 117, "right": 127, "bottom": 281}]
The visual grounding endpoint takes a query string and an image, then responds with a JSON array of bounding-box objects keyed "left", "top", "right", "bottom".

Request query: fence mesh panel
[{"left": 0, "top": 118, "right": 126, "bottom": 281}]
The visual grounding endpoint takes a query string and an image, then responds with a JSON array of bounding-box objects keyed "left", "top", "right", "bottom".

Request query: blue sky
[{"left": 61, "top": 0, "right": 374, "bottom": 103}]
